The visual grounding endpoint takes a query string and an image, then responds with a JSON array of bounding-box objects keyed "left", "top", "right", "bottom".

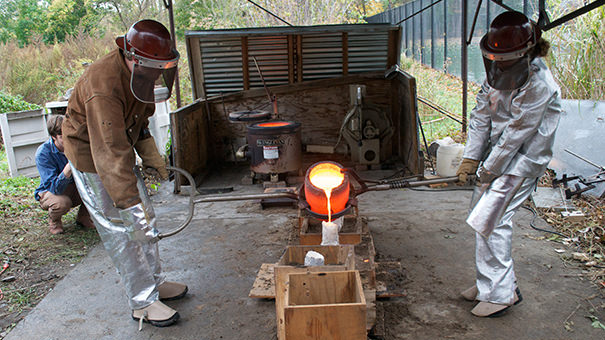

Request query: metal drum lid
[{"left": 228, "top": 110, "right": 270, "bottom": 123}]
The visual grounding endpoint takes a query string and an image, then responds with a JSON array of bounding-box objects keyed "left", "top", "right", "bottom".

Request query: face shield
[
  {"left": 480, "top": 34, "right": 534, "bottom": 91},
  {"left": 129, "top": 50, "right": 179, "bottom": 103}
]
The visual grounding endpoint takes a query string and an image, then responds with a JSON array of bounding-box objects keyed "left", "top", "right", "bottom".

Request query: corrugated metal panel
[
  {"left": 301, "top": 33, "right": 343, "bottom": 81},
  {"left": 201, "top": 37, "right": 244, "bottom": 95},
  {"left": 348, "top": 31, "right": 389, "bottom": 74},
  {"left": 248, "top": 35, "right": 290, "bottom": 88},
  {"left": 187, "top": 24, "right": 399, "bottom": 97}
]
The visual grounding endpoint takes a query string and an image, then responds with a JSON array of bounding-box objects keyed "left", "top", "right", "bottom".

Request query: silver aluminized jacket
[
  {"left": 463, "top": 58, "right": 562, "bottom": 177},
  {"left": 463, "top": 58, "right": 562, "bottom": 305}
]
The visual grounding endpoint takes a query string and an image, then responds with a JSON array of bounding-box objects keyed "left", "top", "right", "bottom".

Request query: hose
[{"left": 521, "top": 205, "right": 569, "bottom": 238}]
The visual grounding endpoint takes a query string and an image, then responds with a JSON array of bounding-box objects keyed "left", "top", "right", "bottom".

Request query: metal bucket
[{"left": 304, "top": 161, "right": 350, "bottom": 218}]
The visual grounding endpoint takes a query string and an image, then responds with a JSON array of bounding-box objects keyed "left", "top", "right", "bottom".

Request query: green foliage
[
  {"left": 0, "top": 90, "right": 41, "bottom": 113},
  {"left": 174, "top": 0, "right": 376, "bottom": 34},
  {"left": 0, "top": 0, "right": 49, "bottom": 47},
  {"left": 402, "top": 56, "right": 480, "bottom": 143},
  {"left": 0, "top": 146, "right": 8, "bottom": 177},
  {"left": 0, "top": 175, "right": 39, "bottom": 218},
  {"left": 0, "top": 0, "right": 109, "bottom": 46},
  {"left": 0, "top": 176, "right": 40, "bottom": 196},
  {"left": 44, "top": 0, "right": 106, "bottom": 43},
  {"left": 6, "top": 287, "right": 37, "bottom": 312}
]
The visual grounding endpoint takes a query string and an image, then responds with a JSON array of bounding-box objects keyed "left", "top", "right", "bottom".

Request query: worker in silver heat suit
[
  {"left": 455, "top": 11, "right": 562, "bottom": 317},
  {"left": 63, "top": 20, "right": 186, "bottom": 327}
]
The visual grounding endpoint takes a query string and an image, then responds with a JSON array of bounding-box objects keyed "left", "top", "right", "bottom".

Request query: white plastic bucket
[{"left": 436, "top": 143, "right": 465, "bottom": 177}]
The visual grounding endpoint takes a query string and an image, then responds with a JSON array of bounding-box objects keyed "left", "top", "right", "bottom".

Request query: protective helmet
[
  {"left": 480, "top": 11, "right": 540, "bottom": 90},
  {"left": 116, "top": 19, "right": 180, "bottom": 103}
]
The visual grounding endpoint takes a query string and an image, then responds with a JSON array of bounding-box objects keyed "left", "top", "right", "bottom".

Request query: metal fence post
[
  {"left": 431, "top": 1, "right": 435, "bottom": 69},
  {"left": 444, "top": 0, "right": 448, "bottom": 72},
  {"left": 412, "top": 2, "right": 416, "bottom": 61},
  {"left": 420, "top": 0, "right": 424, "bottom": 65},
  {"left": 406, "top": 4, "right": 411, "bottom": 57},
  {"left": 461, "top": 0, "right": 468, "bottom": 134}
]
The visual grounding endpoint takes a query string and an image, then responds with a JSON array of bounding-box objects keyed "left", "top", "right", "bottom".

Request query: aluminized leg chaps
[
  {"left": 468, "top": 175, "right": 537, "bottom": 305},
  {"left": 71, "top": 165, "right": 165, "bottom": 310}
]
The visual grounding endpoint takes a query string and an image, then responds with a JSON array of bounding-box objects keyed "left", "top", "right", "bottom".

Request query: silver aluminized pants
[
  {"left": 467, "top": 175, "right": 537, "bottom": 305},
  {"left": 71, "top": 164, "right": 164, "bottom": 310}
]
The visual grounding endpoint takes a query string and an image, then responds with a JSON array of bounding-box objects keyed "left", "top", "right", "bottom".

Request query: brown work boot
[
  {"left": 132, "top": 300, "right": 180, "bottom": 327},
  {"left": 471, "top": 288, "right": 523, "bottom": 317},
  {"left": 76, "top": 206, "right": 95, "bottom": 229},
  {"left": 158, "top": 281, "right": 188, "bottom": 301},
  {"left": 49, "top": 218, "right": 64, "bottom": 235}
]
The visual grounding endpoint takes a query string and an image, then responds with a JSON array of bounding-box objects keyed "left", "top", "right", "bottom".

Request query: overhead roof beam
[{"left": 539, "top": 0, "right": 605, "bottom": 31}]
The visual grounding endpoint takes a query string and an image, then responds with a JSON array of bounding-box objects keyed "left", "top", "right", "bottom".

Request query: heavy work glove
[
  {"left": 476, "top": 165, "right": 498, "bottom": 185},
  {"left": 135, "top": 137, "right": 169, "bottom": 180},
  {"left": 456, "top": 158, "right": 480, "bottom": 185}
]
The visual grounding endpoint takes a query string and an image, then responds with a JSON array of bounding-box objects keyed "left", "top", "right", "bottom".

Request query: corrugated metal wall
[{"left": 186, "top": 24, "right": 400, "bottom": 98}]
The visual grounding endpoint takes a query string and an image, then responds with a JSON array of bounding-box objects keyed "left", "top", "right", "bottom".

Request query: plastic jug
[{"left": 436, "top": 143, "right": 465, "bottom": 177}]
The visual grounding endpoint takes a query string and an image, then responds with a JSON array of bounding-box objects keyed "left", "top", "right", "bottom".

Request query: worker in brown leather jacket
[{"left": 63, "top": 19, "right": 185, "bottom": 327}]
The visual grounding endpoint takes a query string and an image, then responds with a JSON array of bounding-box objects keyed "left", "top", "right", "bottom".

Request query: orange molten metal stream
[
  {"left": 309, "top": 166, "right": 344, "bottom": 222},
  {"left": 257, "top": 121, "right": 290, "bottom": 127}
]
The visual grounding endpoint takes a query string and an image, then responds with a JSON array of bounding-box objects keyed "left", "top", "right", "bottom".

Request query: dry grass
[
  {"left": 545, "top": 2, "right": 605, "bottom": 100},
  {"left": 0, "top": 32, "right": 116, "bottom": 105}
]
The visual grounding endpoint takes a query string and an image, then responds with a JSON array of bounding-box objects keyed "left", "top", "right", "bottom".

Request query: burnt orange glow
[
  {"left": 308, "top": 162, "right": 345, "bottom": 222},
  {"left": 257, "top": 121, "right": 290, "bottom": 127}
]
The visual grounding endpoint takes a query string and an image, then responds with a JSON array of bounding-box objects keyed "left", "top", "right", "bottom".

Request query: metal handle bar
[
  {"left": 158, "top": 166, "right": 298, "bottom": 239},
  {"left": 158, "top": 166, "right": 196, "bottom": 239},
  {"left": 158, "top": 167, "right": 465, "bottom": 239}
]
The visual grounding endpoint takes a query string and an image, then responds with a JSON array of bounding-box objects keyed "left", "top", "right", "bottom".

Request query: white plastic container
[{"left": 436, "top": 143, "right": 465, "bottom": 177}]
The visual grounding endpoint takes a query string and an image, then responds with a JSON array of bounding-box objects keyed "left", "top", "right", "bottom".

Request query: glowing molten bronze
[
  {"left": 256, "top": 121, "right": 291, "bottom": 127},
  {"left": 304, "top": 161, "right": 350, "bottom": 221}
]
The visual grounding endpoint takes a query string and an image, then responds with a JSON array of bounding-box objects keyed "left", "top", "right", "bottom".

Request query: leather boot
[
  {"left": 132, "top": 300, "right": 179, "bottom": 327},
  {"left": 158, "top": 281, "right": 188, "bottom": 301},
  {"left": 76, "top": 206, "right": 95, "bottom": 229},
  {"left": 471, "top": 287, "right": 523, "bottom": 317},
  {"left": 49, "top": 218, "right": 64, "bottom": 235},
  {"left": 460, "top": 285, "right": 478, "bottom": 301}
]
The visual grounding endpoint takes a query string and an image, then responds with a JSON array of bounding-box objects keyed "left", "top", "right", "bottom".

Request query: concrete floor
[{"left": 5, "top": 166, "right": 604, "bottom": 340}]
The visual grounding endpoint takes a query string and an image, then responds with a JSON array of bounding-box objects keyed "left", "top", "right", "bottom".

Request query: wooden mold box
[
  {"left": 283, "top": 271, "right": 367, "bottom": 340},
  {"left": 299, "top": 215, "right": 362, "bottom": 245},
  {"left": 277, "top": 244, "right": 355, "bottom": 267},
  {"left": 275, "top": 245, "right": 356, "bottom": 339}
]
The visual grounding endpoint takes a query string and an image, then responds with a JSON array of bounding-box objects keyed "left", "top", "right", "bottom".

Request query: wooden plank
[
  {"left": 393, "top": 71, "right": 422, "bottom": 174},
  {"left": 387, "top": 28, "right": 402, "bottom": 68},
  {"left": 283, "top": 271, "right": 366, "bottom": 340},
  {"left": 249, "top": 263, "right": 275, "bottom": 299},
  {"left": 242, "top": 37, "right": 250, "bottom": 90},
  {"left": 364, "top": 289, "right": 376, "bottom": 332},
  {"left": 288, "top": 35, "right": 295, "bottom": 84},
  {"left": 296, "top": 35, "right": 303, "bottom": 83},
  {"left": 170, "top": 100, "right": 209, "bottom": 190},
  {"left": 186, "top": 37, "right": 205, "bottom": 99},
  {"left": 371, "top": 300, "right": 386, "bottom": 338}
]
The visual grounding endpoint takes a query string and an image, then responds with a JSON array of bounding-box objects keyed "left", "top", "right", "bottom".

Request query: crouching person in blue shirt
[{"left": 34, "top": 114, "right": 95, "bottom": 234}]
